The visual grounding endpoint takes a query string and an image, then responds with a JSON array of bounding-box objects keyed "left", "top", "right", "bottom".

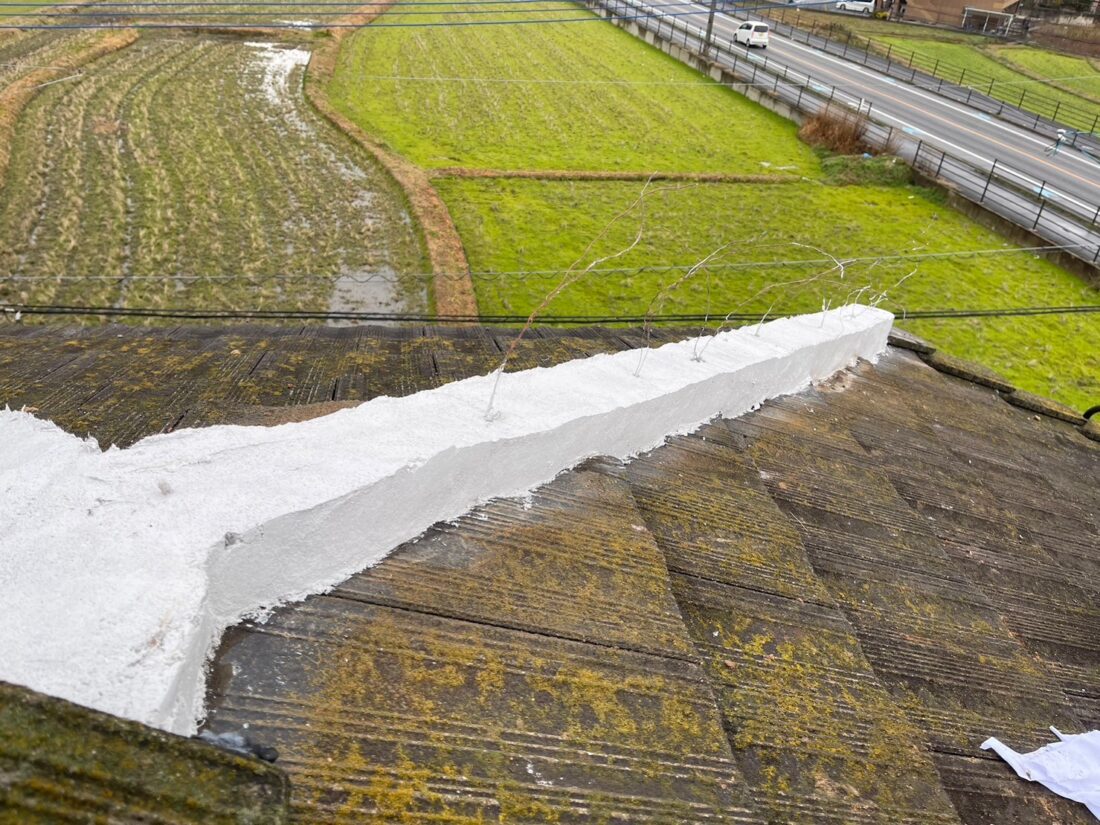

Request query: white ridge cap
[{"left": 0, "top": 304, "right": 893, "bottom": 734}]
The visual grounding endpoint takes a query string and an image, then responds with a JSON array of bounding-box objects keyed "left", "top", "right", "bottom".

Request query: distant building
[{"left": 902, "top": 0, "right": 1016, "bottom": 27}]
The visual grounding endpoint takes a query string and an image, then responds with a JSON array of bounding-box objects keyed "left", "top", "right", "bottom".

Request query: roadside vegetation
[
  {"left": 329, "top": 2, "right": 1099, "bottom": 409},
  {"left": 0, "top": 33, "right": 427, "bottom": 315},
  {"left": 878, "top": 36, "right": 1100, "bottom": 117},
  {"left": 767, "top": 8, "right": 990, "bottom": 43},
  {"left": 988, "top": 46, "right": 1100, "bottom": 104},
  {"left": 765, "top": 9, "right": 1100, "bottom": 122}
]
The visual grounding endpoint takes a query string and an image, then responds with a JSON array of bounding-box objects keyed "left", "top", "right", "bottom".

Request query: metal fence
[
  {"left": 760, "top": 7, "right": 1100, "bottom": 140},
  {"left": 905, "top": 141, "right": 1100, "bottom": 263},
  {"left": 590, "top": 0, "right": 1100, "bottom": 266}
]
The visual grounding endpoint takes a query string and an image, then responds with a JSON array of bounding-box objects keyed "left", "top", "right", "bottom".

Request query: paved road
[{"left": 663, "top": 1, "right": 1100, "bottom": 219}]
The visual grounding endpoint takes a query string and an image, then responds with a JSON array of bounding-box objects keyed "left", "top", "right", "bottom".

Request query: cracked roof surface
[{"left": 1, "top": 322, "right": 1098, "bottom": 824}]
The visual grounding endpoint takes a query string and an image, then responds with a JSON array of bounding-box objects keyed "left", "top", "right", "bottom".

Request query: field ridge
[
  {"left": 308, "top": 9, "right": 477, "bottom": 316},
  {"left": 429, "top": 168, "right": 803, "bottom": 183}
]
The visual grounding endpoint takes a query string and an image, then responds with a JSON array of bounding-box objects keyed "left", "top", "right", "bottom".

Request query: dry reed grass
[{"left": 798, "top": 107, "right": 871, "bottom": 155}]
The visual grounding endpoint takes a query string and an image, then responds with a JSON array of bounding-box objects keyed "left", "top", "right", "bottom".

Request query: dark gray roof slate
[{"left": 1, "top": 323, "right": 1098, "bottom": 825}]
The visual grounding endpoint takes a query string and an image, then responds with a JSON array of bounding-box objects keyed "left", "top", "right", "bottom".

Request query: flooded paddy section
[{"left": 0, "top": 33, "right": 427, "bottom": 320}]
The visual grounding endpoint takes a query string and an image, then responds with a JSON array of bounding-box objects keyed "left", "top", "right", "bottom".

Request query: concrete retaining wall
[
  {"left": 596, "top": 2, "right": 1097, "bottom": 280},
  {"left": 597, "top": 7, "right": 806, "bottom": 124},
  {"left": 915, "top": 171, "right": 1100, "bottom": 287}
]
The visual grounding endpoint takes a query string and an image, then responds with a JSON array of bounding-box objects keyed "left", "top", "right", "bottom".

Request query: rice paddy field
[
  {"left": 0, "top": 30, "right": 428, "bottom": 315},
  {"left": 329, "top": 2, "right": 1100, "bottom": 409}
]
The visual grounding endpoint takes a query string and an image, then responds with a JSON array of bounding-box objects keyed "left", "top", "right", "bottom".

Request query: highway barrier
[
  {"left": 588, "top": 0, "right": 1100, "bottom": 270},
  {"left": 758, "top": 7, "right": 1100, "bottom": 149}
]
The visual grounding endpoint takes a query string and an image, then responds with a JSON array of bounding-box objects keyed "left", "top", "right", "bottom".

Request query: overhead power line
[
  {"left": 0, "top": 0, "right": 637, "bottom": 5},
  {"left": 0, "top": 243, "right": 1085, "bottom": 284},
  {"left": 0, "top": 0, "right": 697, "bottom": 17},
  {"left": 3, "top": 303, "right": 1099, "bottom": 323},
  {"left": 1, "top": 2, "right": 710, "bottom": 27}
]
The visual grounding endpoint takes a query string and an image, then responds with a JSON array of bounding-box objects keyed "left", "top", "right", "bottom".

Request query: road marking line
[
  {"left": 642, "top": 2, "right": 1098, "bottom": 209},
  {"left": 688, "top": 2, "right": 1100, "bottom": 179}
]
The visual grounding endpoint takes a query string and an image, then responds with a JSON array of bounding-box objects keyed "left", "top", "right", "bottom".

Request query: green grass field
[
  {"left": 988, "top": 45, "right": 1100, "bottom": 105},
  {"left": 324, "top": 3, "right": 1100, "bottom": 409},
  {"left": 436, "top": 177, "right": 1099, "bottom": 407},
  {"left": 879, "top": 37, "right": 1100, "bottom": 120},
  {"left": 327, "top": 4, "right": 819, "bottom": 174}
]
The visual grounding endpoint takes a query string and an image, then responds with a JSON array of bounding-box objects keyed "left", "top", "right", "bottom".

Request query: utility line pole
[{"left": 704, "top": 0, "right": 718, "bottom": 57}]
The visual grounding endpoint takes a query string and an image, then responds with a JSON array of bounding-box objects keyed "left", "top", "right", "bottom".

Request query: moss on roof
[
  {"left": 0, "top": 681, "right": 289, "bottom": 823},
  {"left": 1, "top": 323, "right": 1098, "bottom": 824}
]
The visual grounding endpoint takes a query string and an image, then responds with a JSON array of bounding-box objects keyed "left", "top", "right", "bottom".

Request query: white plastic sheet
[{"left": 982, "top": 727, "right": 1100, "bottom": 820}]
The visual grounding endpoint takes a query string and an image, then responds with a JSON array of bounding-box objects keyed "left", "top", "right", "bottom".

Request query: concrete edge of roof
[
  {"left": 886, "top": 328, "right": 1097, "bottom": 439},
  {"left": 0, "top": 319, "right": 1094, "bottom": 441}
]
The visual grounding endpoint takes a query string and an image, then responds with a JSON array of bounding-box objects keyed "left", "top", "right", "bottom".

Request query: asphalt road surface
[{"left": 665, "top": 1, "right": 1100, "bottom": 219}]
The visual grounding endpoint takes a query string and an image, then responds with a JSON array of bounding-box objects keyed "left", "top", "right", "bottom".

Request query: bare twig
[
  {"left": 634, "top": 239, "right": 751, "bottom": 377},
  {"left": 483, "top": 176, "right": 694, "bottom": 421},
  {"left": 693, "top": 241, "right": 853, "bottom": 360}
]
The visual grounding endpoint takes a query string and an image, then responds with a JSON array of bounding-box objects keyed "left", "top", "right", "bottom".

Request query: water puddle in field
[
  {"left": 245, "top": 41, "right": 310, "bottom": 107},
  {"left": 327, "top": 266, "right": 427, "bottom": 326},
  {"left": 245, "top": 41, "right": 313, "bottom": 137},
  {"left": 241, "top": 40, "right": 425, "bottom": 323}
]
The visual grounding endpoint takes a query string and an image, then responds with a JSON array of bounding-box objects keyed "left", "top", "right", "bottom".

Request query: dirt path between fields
[
  {"left": 430, "top": 168, "right": 803, "bottom": 183},
  {"left": 306, "top": 9, "right": 478, "bottom": 318}
]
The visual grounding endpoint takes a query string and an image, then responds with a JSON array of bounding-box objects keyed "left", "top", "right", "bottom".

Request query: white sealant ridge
[{"left": 0, "top": 305, "right": 893, "bottom": 734}]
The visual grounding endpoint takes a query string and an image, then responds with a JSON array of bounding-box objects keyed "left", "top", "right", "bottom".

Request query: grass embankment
[
  {"left": 878, "top": 37, "right": 1100, "bottom": 117},
  {"left": 986, "top": 45, "right": 1100, "bottom": 106},
  {"left": 0, "top": 34, "right": 427, "bottom": 315},
  {"left": 327, "top": 2, "right": 1099, "bottom": 409}
]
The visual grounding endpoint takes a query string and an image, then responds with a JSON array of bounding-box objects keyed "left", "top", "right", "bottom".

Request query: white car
[
  {"left": 836, "top": 0, "right": 875, "bottom": 13},
  {"left": 735, "top": 21, "right": 770, "bottom": 48}
]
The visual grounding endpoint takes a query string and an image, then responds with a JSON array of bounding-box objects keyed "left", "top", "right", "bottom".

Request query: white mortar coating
[{"left": 0, "top": 305, "right": 892, "bottom": 734}]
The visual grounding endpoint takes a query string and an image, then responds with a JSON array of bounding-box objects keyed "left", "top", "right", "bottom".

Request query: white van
[
  {"left": 836, "top": 0, "right": 875, "bottom": 14},
  {"left": 735, "top": 21, "right": 770, "bottom": 48}
]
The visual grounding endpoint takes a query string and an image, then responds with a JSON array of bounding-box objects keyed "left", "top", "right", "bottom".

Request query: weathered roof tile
[
  {"left": 1005, "top": 389, "right": 1087, "bottom": 425},
  {"left": 0, "top": 681, "right": 289, "bottom": 824},
  {"left": 2, "top": 324, "right": 1097, "bottom": 824},
  {"left": 920, "top": 350, "right": 1015, "bottom": 393}
]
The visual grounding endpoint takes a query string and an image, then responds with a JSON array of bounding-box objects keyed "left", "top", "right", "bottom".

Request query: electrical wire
[
  {"left": 0, "top": 4, "right": 713, "bottom": 27},
  {"left": 0, "top": 0, "right": 659, "bottom": 5},
  {"left": 0, "top": 0, "right": 698, "bottom": 16},
  {"left": 3, "top": 302, "right": 1098, "bottom": 323},
  {"left": 0, "top": 243, "right": 1085, "bottom": 284}
]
